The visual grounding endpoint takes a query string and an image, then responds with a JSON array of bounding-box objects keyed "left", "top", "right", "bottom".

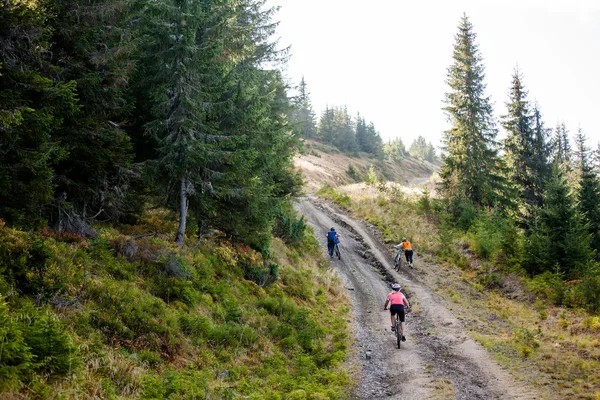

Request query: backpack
[{"left": 327, "top": 231, "right": 337, "bottom": 242}]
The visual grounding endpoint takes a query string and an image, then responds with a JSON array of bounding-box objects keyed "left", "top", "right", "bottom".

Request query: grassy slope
[
  {"left": 296, "top": 140, "right": 440, "bottom": 193},
  {"left": 0, "top": 212, "right": 351, "bottom": 399},
  {"left": 318, "top": 185, "right": 600, "bottom": 400}
]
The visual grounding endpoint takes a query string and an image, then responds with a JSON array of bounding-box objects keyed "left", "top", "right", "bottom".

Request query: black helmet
[{"left": 330, "top": 227, "right": 335, "bottom": 231}]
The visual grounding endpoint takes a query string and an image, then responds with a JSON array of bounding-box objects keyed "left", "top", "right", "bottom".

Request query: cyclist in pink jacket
[{"left": 383, "top": 283, "right": 410, "bottom": 341}]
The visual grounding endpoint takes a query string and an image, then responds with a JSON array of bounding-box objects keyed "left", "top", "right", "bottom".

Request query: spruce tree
[
  {"left": 317, "top": 106, "right": 335, "bottom": 144},
  {"left": 531, "top": 104, "right": 552, "bottom": 204},
  {"left": 575, "top": 128, "right": 600, "bottom": 257},
  {"left": 525, "top": 165, "right": 593, "bottom": 276},
  {"left": 356, "top": 115, "right": 369, "bottom": 152},
  {"left": 0, "top": 2, "right": 79, "bottom": 227},
  {"left": 366, "top": 122, "right": 384, "bottom": 159},
  {"left": 439, "top": 14, "right": 507, "bottom": 207},
  {"left": 291, "top": 77, "right": 317, "bottom": 138},
  {"left": 384, "top": 138, "right": 406, "bottom": 163},
  {"left": 501, "top": 69, "right": 543, "bottom": 227},
  {"left": 133, "top": 0, "right": 295, "bottom": 248},
  {"left": 409, "top": 136, "right": 429, "bottom": 159},
  {"left": 47, "top": 0, "right": 138, "bottom": 223}
]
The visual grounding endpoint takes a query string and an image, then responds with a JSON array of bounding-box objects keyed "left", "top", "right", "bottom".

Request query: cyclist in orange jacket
[{"left": 394, "top": 237, "right": 414, "bottom": 268}]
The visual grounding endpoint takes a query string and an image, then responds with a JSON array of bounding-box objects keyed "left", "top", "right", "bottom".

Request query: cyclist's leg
[
  {"left": 327, "top": 241, "right": 333, "bottom": 257},
  {"left": 399, "top": 308, "right": 406, "bottom": 339},
  {"left": 406, "top": 250, "right": 413, "bottom": 265},
  {"left": 390, "top": 309, "right": 396, "bottom": 330}
]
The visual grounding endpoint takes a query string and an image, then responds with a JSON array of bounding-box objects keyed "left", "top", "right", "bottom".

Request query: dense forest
[
  {"left": 437, "top": 14, "right": 600, "bottom": 312},
  {"left": 0, "top": 0, "right": 304, "bottom": 252}
]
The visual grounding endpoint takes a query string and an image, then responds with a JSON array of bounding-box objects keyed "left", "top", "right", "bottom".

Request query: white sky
[{"left": 268, "top": 0, "right": 600, "bottom": 150}]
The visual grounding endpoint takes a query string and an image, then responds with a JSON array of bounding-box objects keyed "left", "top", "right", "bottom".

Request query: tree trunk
[{"left": 175, "top": 175, "right": 188, "bottom": 247}]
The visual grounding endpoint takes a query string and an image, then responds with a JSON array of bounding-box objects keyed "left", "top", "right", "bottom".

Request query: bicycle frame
[{"left": 394, "top": 248, "right": 404, "bottom": 270}]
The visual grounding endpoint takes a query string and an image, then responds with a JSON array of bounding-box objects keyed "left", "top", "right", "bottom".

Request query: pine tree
[
  {"left": 291, "top": 77, "right": 317, "bottom": 138},
  {"left": 500, "top": 68, "right": 546, "bottom": 228},
  {"left": 553, "top": 122, "right": 571, "bottom": 166},
  {"left": 365, "top": 122, "right": 384, "bottom": 159},
  {"left": 356, "top": 115, "right": 369, "bottom": 152},
  {"left": 331, "top": 106, "right": 358, "bottom": 152},
  {"left": 133, "top": 0, "right": 295, "bottom": 248},
  {"left": 531, "top": 104, "right": 552, "bottom": 204},
  {"left": 439, "top": 14, "right": 507, "bottom": 207},
  {"left": 409, "top": 136, "right": 429, "bottom": 159},
  {"left": 525, "top": 165, "right": 593, "bottom": 276},
  {"left": 47, "top": 0, "right": 138, "bottom": 223},
  {"left": 384, "top": 138, "right": 406, "bottom": 163},
  {"left": 575, "top": 128, "right": 600, "bottom": 257},
  {"left": 317, "top": 106, "right": 335, "bottom": 144},
  {"left": 0, "top": 2, "right": 79, "bottom": 227}
]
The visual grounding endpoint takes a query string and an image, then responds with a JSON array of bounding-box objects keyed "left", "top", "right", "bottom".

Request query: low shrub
[
  {"left": 244, "top": 262, "right": 279, "bottom": 287},
  {"left": 273, "top": 203, "right": 307, "bottom": 246},
  {"left": 316, "top": 185, "right": 351, "bottom": 208},
  {"left": 346, "top": 164, "right": 360, "bottom": 181},
  {"left": 0, "top": 297, "right": 32, "bottom": 391}
]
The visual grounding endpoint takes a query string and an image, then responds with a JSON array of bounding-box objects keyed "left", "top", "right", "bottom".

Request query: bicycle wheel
[
  {"left": 334, "top": 243, "right": 341, "bottom": 260},
  {"left": 394, "top": 252, "right": 402, "bottom": 270},
  {"left": 396, "top": 316, "right": 401, "bottom": 349}
]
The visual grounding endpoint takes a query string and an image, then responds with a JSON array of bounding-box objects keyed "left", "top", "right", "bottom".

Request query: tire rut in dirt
[{"left": 299, "top": 197, "right": 538, "bottom": 400}]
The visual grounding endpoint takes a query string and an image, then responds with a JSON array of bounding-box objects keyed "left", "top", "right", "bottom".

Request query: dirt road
[{"left": 296, "top": 196, "right": 541, "bottom": 400}]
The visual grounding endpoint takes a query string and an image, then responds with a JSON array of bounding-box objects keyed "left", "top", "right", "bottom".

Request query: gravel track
[{"left": 296, "top": 196, "right": 541, "bottom": 400}]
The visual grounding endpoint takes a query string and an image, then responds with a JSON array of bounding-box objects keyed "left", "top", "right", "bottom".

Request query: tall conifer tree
[
  {"left": 439, "top": 14, "right": 507, "bottom": 207},
  {"left": 531, "top": 104, "right": 552, "bottom": 203},
  {"left": 575, "top": 128, "right": 600, "bottom": 256},
  {"left": 291, "top": 77, "right": 317, "bottom": 138},
  {"left": 501, "top": 69, "right": 541, "bottom": 226},
  {"left": 525, "top": 165, "right": 593, "bottom": 276}
]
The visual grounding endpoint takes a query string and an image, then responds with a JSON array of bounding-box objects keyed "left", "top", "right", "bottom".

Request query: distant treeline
[{"left": 289, "top": 78, "right": 438, "bottom": 163}]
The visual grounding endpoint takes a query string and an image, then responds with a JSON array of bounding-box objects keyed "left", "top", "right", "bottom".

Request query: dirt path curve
[{"left": 296, "top": 196, "right": 541, "bottom": 400}]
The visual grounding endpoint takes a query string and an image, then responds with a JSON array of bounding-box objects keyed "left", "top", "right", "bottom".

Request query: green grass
[
  {"left": 0, "top": 215, "right": 352, "bottom": 399},
  {"left": 316, "top": 185, "right": 352, "bottom": 208}
]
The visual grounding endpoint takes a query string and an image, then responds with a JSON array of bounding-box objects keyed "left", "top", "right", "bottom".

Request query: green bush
[
  {"left": 259, "top": 295, "right": 298, "bottom": 317},
  {"left": 477, "top": 272, "right": 503, "bottom": 290},
  {"left": 273, "top": 203, "right": 307, "bottom": 246},
  {"left": 346, "top": 164, "right": 359, "bottom": 182},
  {"left": 0, "top": 228, "right": 55, "bottom": 295},
  {"left": 88, "top": 280, "right": 178, "bottom": 349},
  {"left": 244, "top": 262, "right": 279, "bottom": 287},
  {"left": 315, "top": 185, "right": 351, "bottom": 208},
  {"left": 0, "top": 297, "right": 32, "bottom": 391},
  {"left": 179, "top": 314, "right": 212, "bottom": 339},
  {"left": 138, "top": 350, "right": 162, "bottom": 367},
  {"left": 24, "top": 311, "right": 79, "bottom": 375},
  {"left": 527, "top": 268, "right": 566, "bottom": 306},
  {"left": 573, "top": 263, "right": 600, "bottom": 312},
  {"left": 466, "top": 215, "right": 501, "bottom": 260}
]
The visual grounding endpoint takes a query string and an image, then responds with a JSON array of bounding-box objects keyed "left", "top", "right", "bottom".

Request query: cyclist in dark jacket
[{"left": 326, "top": 227, "right": 339, "bottom": 258}]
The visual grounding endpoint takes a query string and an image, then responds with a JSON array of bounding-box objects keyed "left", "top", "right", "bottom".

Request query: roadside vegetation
[
  {"left": 0, "top": 207, "right": 351, "bottom": 399},
  {"left": 317, "top": 183, "right": 600, "bottom": 399}
]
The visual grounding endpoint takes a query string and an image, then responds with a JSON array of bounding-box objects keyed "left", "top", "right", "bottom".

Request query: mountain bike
[
  {"left": 334, "top": 241, "right": 341, "bottom": 260},
  {"left": 393, "top": 247, "right": 404, "bottom": 271},
  {"left": 393, "top": 313, "right": 403, "bottom": 349}
]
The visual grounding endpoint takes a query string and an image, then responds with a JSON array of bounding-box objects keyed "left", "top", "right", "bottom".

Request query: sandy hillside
[{"left": 295, "top": 139, "right": 440, "bottom": 193}]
